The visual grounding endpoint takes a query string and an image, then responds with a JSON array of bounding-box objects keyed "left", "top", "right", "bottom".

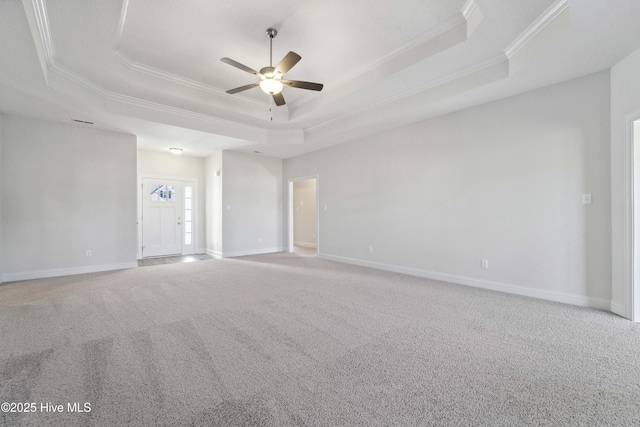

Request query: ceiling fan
[{"left": 221, "top": 28, "right": 323, "bottom": 106}]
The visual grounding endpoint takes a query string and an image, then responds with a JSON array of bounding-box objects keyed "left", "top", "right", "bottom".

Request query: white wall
[
  {"left": 222, "top": 151, "right": 282, "bottom": 257},
  {"left": 1, "top": 116, "right": 137, "bottom": 281},
  {"left": 284, "top": 71, "right": 611, "bottom": 310},
  {"left": 610, "top": 46, "right": 640, "bottom": 319},
  {"left": 137, "top": 150, "right": 206, "bottom": 254},
  {"left": 205, "top": 150, "right": 223, "bottom": 256},
  {"left": 293, "top": 179, "right": 317, "bottom": 247}
]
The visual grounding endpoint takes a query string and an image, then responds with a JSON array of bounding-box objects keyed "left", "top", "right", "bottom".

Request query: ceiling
[{"left": 1, "top": 0, "right": 640, "bottom": 158}]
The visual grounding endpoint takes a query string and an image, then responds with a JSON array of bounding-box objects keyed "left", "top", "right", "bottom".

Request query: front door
[{"left": 142, "top": 178, "right": 182, "bottom": 257}]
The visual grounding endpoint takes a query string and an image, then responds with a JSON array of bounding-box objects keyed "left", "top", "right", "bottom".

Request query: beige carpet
[{"left": 1, "top": 251, "right": 639, "bottom": 426}]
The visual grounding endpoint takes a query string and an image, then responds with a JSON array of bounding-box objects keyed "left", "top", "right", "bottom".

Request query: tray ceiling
[{"left": 1, "top": 0, "right": 640, "bottom": 157}]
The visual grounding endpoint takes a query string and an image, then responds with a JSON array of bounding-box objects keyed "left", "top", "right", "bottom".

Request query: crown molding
[
  {"left": 289, "top": 3, "right": 482, "bottom": 118},
  {"left": 504, "top": 0, "right": 570, "bottom": 59},
  {"left": 295, "top": 1, "right": 480, "bottom": 104},
  {"left": 306, "top": 0, "right": 568, "bottom": 135},
  {"left": 113, "top": 0, "right": 271, "bottom": 112},
  {"left": 115, "top": 50, "right": 289, "bottom": 122},
  {"left": 461, "top": 0, "right": 478, "bottom": 20},
  {"left": 49, "top": 61, "right": 258, "bottom": 131},
  {"left": 266, "top": 128, "right": 305, "bottom": 145},
  {"left": 306, "top": 54, "right": 507, "bottom": 133},
  {"left": 377, "top": 54, "right": 507, "bottom": 107},
  {"left": 48, "top": 60, "right": 304, "bottom": 144},
  {"left": 106, "top": 91, "right": 265, "bottom": 135},
  {"left": 48, "top": 61, "right": 105, "bottom": 97},
  {"left": 21, "top": 0, "right": 55, "bottom": 81},
  {"left": 27, "top": 0, "right": 275, "bottom": 125},
  {"left": 115, "top": 0, "right": 130, "bottom": 47},
  {"left": 29, "top": 0, "right": 55, "bottom": 66},
  {"left": 328, "top": 12, "right": 469, "bottom": 91},
  {"left": 113, "top": 50, "right": 266, "bottom": 110},
  {"left": 41, "top": 57, "right": 286, "bottom": 144},
  {"left": 21, "top": 0, "right": 302, "bottom": 144}
]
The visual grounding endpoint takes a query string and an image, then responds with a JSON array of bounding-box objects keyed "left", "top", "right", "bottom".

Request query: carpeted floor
[{"left": 1, "top": 251, "right": 639, "bottom": 426}]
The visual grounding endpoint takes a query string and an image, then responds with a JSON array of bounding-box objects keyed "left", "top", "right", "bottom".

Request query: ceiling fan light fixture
[
  {"left": 222, "top": 28, "right": 323, "bottom": 105},
  {"left": 259, "top": 78, "right": 283, "bottom": 95}
]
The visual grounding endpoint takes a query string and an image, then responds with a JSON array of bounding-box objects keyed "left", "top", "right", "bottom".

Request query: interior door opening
[{"left": 288, "top": 176, "right": 319, "bottom": 255}]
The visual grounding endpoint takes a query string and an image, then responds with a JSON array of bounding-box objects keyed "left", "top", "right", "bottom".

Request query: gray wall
[
  {"left": 284, "top": 71, "right": 611, "bottom": 308},
  {"left": 1, "top": 116, "right": 137, "bottom": 281},
  {"left": 222, "top": 151, "right": 282, "bottom": 257},
  {"left": 205, "top": 150, "right": 223, "bottom": 255}
]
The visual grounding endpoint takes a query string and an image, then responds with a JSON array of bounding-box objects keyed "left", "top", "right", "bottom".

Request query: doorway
[
  {"left": 140, "top": 177, "right": 197, "bottom": 258},
  {"left": 288, "top": 176, "right": 319, "bottom": 255}
]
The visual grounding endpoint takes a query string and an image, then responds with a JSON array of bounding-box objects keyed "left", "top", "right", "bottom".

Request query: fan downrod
[{"left": 265, "top": 28, "right": 278, "bottom": 67}]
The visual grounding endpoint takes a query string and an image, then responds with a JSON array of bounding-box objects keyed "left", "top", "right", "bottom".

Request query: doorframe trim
[
  {"left": 621, "top": 111, "right": 640, "bottom": 322},
  {"left": 138, "top": 174, "right": 199, "bottom": 260},
  {"left": 287, "top": 175, "right": 320, "bottom": 254}
]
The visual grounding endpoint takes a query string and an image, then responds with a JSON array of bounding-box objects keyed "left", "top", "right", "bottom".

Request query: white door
[{"left": 142, "top": 178, "right": 182, "bottom": 257}]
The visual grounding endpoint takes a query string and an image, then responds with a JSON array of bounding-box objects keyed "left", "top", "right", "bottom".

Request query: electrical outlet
[
  {"left": 368, "top": 246, "right": 373, "bottom": 254},
  {"left": 86, "top": 250, "right": 92, "bottom": 257},
  {"left": 481, "top": 259, "right": 489, "bottom": 269},
  {"left": 582, "top": 194, "right": 592, "bottom": 204},
  {"left": 258, "top": 238, "right": 262, "bottom": 244}
]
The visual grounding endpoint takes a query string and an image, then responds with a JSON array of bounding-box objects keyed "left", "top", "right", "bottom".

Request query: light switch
[{"left": 582, "top": 194, "right": 592, "bottom": 205}]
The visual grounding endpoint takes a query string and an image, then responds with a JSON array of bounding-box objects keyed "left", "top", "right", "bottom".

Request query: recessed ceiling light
[{"left": 169, "top": 147, "right": 183, "bottom": 155}]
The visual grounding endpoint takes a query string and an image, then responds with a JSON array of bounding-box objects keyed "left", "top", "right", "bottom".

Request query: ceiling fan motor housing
[{"left": 260, "top": 67, "right": 278, "bottom": 78}]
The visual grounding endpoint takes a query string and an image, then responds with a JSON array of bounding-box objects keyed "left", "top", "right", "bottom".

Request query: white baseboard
[
  {"left": 610, "top": 301, "right": 628, "bottom": 319},
  {"left": 318, "top": 253, "right": 612, "bottom": 312},
  {"left": 223, "top": 247, "right": 283, "bottom": 258},
  {"left": 139, "top": 250, "right": 206, "bottom": 260},
  {"left": 2, "top": 262, "right": 139, "bottom": 283},
  {"left": 205, "top": 248, "right": 223, "bottom": 258},
  {"left": 294, "top": 241, "right": 317, "bottom": 248}
]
